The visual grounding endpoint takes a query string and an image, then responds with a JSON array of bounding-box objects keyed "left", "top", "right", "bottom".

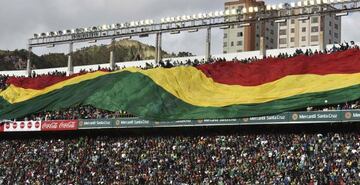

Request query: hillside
[{"left": 0, "top": 40, "right": 191, "bottom": 71}]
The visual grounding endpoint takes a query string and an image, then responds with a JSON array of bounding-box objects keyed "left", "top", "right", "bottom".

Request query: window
[
  {"left": 311, "top": 17, "right": 319, "bottom": 23},
  {"left": 302, "top": 36, "right": 306, "bottom": 41},
  {"left": 291, "top": 19, "right": 295, "bottom": 24},
  {"left": 224, "top": 33, "right": 227, "bottom": 38},
  {"left": 302, "top": 20, "right": 306, "bottom": 23},
  {"left": 329, "top": 21, "right": 332, "bottom": 26},
  {"left": 335, "top": 24, "right": 339, "bottom": 29},
  {"left": 231, "top": 41, "right": 234, "bottom": 46},
  {"left": 329, "top": 30, "right": 332, "bottom": 35},
  {"left": 270, "top": 30, "right": 274, "bottom": 35},
  {"left": 237, "top": 41, "right": 243, "bottom": 46},
  {"left": 237, "top": 49, "right": 242, "bottom": 52},
  {"left": 237, "top": 32, "right": 243, "bottom": 37},
  {"left": 279, "top": 38, "right": 287, "bottom": 44},
  {"left": 223, "top": 42, "right": 227, "bottom": 47},
  {"left": 311, "top": 26, "right": 319, "bottom": 32},
  {"left": 311, "top": 35, "right": 319, "bottom": 42},
  {"left": 279, "top": 29, "right": 287, "bottom": 35},
  {"left": 290, "top": 37, "right": 295, "bottom": 42},
  {"left": 302, "top": 27, "right": 306, "bottom": 32},
  {"left": 329, "top": 39, "right": 332, "bottom": 44},
  {"left": 334, "top": 32, "right": 339, "bottom": 38},
  {"left": 224, "top": 51, "right": 227, "bottom": 54},
  {"left": 291, "top": 28, "right": 295, "bottom": 33},
  {"left": 231, "top": 25, "right": 235, "bottom": 29},
  {"left": 270, "top": 38, "right": 274, "bottom": 43}
]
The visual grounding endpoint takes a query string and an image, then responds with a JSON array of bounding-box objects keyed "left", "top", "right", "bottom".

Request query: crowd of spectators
[
  {"left": 24, "top": 105, "right": 135, "bottom": 121},
  {"left": 0, "top": 132, "right": 358, "bottom": 184}
]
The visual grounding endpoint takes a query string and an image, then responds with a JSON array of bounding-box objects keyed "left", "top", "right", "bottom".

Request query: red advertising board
[
  {"left": 41, "top": 120, "right": 78, "bottom": 131},
  {"left": 0, "top": 124, "right": 4, "bottom": 133},
  {"left": 3, "top": 121, "right": 41, "bottom": 132}
]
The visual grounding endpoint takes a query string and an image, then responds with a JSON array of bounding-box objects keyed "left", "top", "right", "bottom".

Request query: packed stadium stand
[{"left": 0, "top": 43, "right": 360, "bottom": 184}]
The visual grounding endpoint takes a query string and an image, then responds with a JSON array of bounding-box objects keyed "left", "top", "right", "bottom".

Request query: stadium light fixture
[
  {"left": 303, "top": 1, "right": 309, "bottom": 6},
  {"left": 336, "top": 12, "right": 348, "bottom": 16},
  {"left": 214, "top": 11, "right": 220, "bottom": 17},
  {"left": 278, "top": 4, "right": 284, "bottom": 9},
  {"left": 242, "top": 8, "right": 248, "bottom": 13},
  {"left": 297, "top": 1, "right": 302, "bottom": 6},
  {"left": 170, "top": 17, "right": 175, "bottom": 22},
  {"left": 329, "top": 0, "right": 335, "bottom": 3},
  {"left": 218, "top": 11, "right": 224, "bottom": 16},
  {"left": 240, "top": 23, "right": 251, "bottom": 27},
  {"left": 224, "top": 9, "right": 230, "bottom": 16},
  {"left": 323, "top": 0, "right": 328, "bottom": 3},
  {"left": 181, "top": 15, "right": 187, "bottom": 21},
  {"left": 248, "top": 7, "right": 253, "bottom": 13},
  {"left": 310, "top": 0, "right": 315, "bottom": 5},
  {"left": 176, "top": 16, "right": 181, "bottom": 22},
  {"left": 186, "top": 15, "right": 191, "bottom": 20},
  {"left": 160, "top": 18, "right": 166, "bottom": 23},
  {"left": 197, "top": 13, "right": 203, "bottom": 19},
  {"left": 291, "top": 2, "right": 296, "bottom": 7},
  {"left": 254, "top": 7, "right": 259, "bottom": 12},
  {"left": 208, "top": 12, "right": 214, "bottom": 17},
  {"left": 272, "top": 5, "right": 277, "bottom": 10},
  {"left": 71, "top": 29, "right": 76, "bottom": 34},
  {"left": 192, "top": 14, "right": 197, "bottom": 20},
  {"left": 230, "top": 8, "right": 237, "bottom": 15},
  {"left": 266, "top": 5, "right": 272, "bottom": 11},
  {"left": 316, "top": 0, "right": 322, "bottom": 4},
  {"left": 275, "top": 19, "right": 286, "bottom": 23}
]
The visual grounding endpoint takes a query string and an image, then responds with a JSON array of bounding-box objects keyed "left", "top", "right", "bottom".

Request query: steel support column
[
  {"left": 259, "top": 21, "right": 266, "bottom": 58},
  {"left": 109, "top": 38, "right": 116, "bottom": 70},
  {"left": 67, "top": 42, "right": 74, "bottom": 76},
  {"left": 205, "top": 27, "right": 211, "bottom": 61},
  {"left": 157, "top": 32, "right": 162, "bottom": 63},
  {"left": 26, "top": 46, "right": 32, "bottom": 77}
]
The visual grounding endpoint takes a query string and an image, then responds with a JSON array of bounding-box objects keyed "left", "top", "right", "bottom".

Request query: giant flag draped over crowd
[{"left": 1, "top": 49, "right": 360, "bottom": 120}]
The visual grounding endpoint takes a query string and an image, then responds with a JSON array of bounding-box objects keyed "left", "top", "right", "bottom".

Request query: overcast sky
[{"left": 0, "top": 0, "right": 359, "bottom": 56}]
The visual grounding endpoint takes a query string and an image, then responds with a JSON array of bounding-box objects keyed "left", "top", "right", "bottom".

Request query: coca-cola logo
[
  {"left": 41, "top": 120, "right": 78, "bottom": 131},
  {"left": 5, "top": 123, "right": 10, "bottom": 129},
  {"left": 35, "top": 121, "right": 40, "bottom": 128},
  {"left": 12, "top": 122, "right": 17, "bottom": 129},
  {"left": 20, "top": 122, "right": 25, "bottom": 129},
  {"left": 42, "top": 122, "right": 58, "bottom": 129},
  {"left": 27, "top": 122, "right": 32, "bottom": 129}
]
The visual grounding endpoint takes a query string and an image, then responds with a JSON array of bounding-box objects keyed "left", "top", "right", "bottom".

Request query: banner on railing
[
  {"left": 3, "top": 121, "right": 41, "bottom": 132},
  {"left": 77, "top": 110, "right": 360, "bottom": 129},
  {"left": 1, "top": 110, "right": 360, "bottom": 133},
  {"left": 41, "top": 120, "right": 78, "bottom": 131}
]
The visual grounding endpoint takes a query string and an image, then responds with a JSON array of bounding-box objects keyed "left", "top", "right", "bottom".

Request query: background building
[
  {"left": 223, "top": 0, "right": 278, "bottom": 54},
  {"left": 277, "top": 5, "right": 341, "bottom": 48},
  {"left": 224, "top": 1, "right": 341, "bottom": 53}
]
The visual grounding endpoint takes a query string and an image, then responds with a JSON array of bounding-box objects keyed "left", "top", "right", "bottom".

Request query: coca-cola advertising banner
[
  {"left": 3, "top": 121, "right": 41, "bottom": 132},
  {"left": 0, "top": 124, "right": 4, "bottom": 132},
  {"left": 41, "top": 120, "right": 78, "bottom": 131}
]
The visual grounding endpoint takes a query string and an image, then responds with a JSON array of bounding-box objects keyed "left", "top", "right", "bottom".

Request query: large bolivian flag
[{"left": 1, "top": 49, "right": 360, "bottom": 120}]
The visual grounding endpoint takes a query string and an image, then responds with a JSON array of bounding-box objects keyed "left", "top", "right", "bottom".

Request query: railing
[{"left": 1, "top": 110, "right": 359, "bottom": 133}]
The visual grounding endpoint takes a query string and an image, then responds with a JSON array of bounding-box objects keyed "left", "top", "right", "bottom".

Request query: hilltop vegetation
[{"left": 0, "top": 40, "right": 193, "bottom": 71}]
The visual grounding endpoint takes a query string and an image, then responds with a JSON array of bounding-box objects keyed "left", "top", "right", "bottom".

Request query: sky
[{"left": 0, "top": 0, "right": 359, "bottom": 56}]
